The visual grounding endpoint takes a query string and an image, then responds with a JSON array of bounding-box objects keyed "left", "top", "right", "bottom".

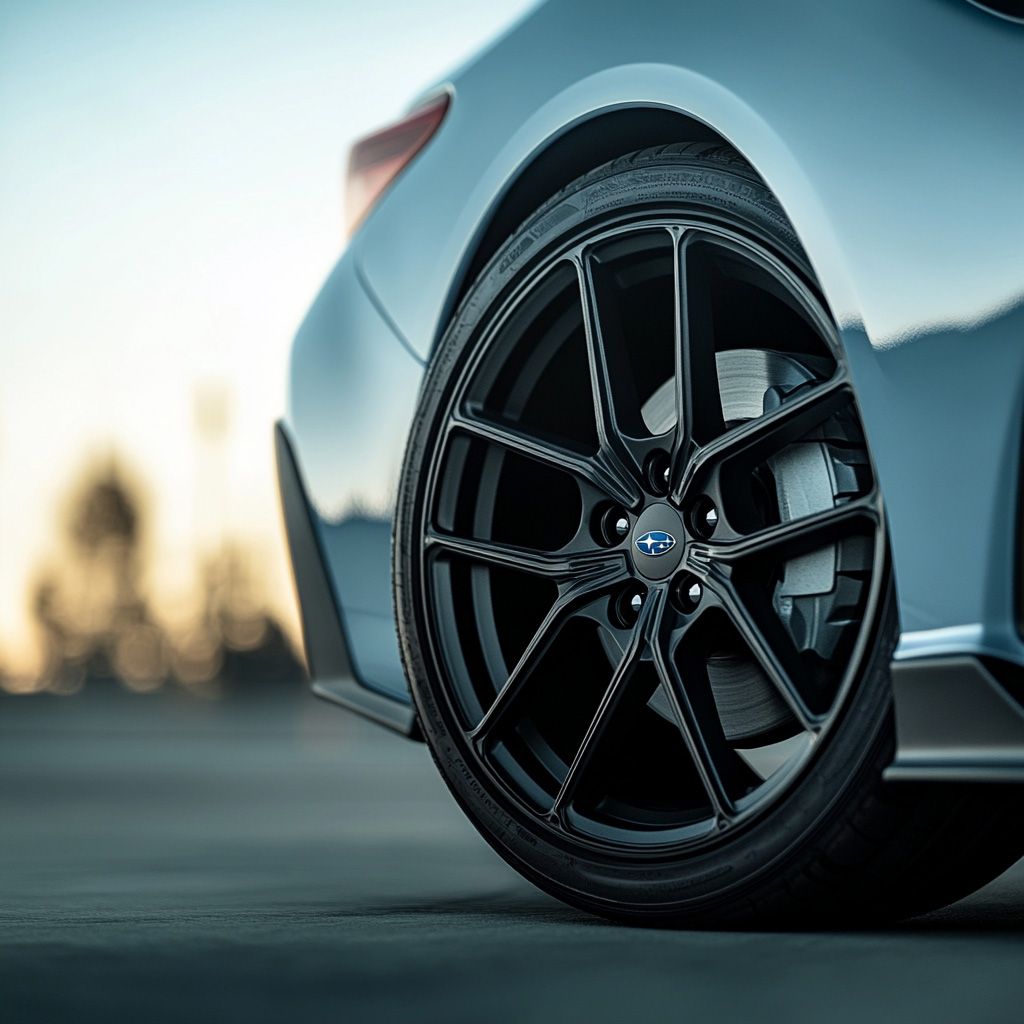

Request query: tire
[{"left": 394, "top": 144, "right": 1023, "bottom": 926}]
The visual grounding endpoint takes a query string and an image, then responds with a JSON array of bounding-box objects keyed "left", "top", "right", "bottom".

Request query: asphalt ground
[{"left": 3, "top": 688, "right": 1023, "bottom": 1024}]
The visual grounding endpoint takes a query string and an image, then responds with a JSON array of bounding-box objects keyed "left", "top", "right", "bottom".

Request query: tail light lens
[{"left": 344, "top": 92, "right": 451, "bottom": 238}]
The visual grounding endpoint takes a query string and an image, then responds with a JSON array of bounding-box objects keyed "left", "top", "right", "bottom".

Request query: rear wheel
[{"left": 395, "top": 145, "right": 1023, "bottom": 925}]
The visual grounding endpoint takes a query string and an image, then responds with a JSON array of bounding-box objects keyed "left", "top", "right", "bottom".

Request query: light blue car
[{"left": 276, "top": 0, "right": 1024, "bottom": 924}]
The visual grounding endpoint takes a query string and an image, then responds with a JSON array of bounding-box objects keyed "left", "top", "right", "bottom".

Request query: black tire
[{"left": 394, "top": 144, "right": 1023, "bottom": 926}]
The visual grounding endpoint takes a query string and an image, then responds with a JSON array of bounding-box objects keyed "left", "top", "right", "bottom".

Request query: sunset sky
[{"left": 0, "top": 0, "right": 536, "bottom": 677}]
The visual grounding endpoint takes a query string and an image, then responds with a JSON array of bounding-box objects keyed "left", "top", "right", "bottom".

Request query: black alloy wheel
[{"left": 395, "top": 145, "right": 1024, "bottom": 924}]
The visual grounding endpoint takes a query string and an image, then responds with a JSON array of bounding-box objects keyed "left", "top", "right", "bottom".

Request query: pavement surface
[{"left": 2, "top": 688, "right": 1024, "bottom": 1024}]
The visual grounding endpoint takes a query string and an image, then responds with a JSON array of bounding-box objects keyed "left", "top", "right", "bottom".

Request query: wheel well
[{"left": 446, "top": 107, "right": 735, "bottom": 322}]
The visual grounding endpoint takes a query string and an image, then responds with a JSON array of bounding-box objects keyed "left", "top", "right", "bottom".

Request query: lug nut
[
  {"left": 645, "top": 450, "right": 671, "bottom": 496},
  {"left": 692, "top": 497, "right": 719, "bottom": 538},
  {"left": 671, "top": 573, "right": 703, "bottom": 614},
  {"left": 596, "top": 505, "right": 630, "bottom": 546},
  {"left": 612, "top": 586, "right": 647, "bottom": 628}
]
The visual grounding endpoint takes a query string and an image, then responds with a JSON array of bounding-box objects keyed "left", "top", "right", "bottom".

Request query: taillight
[{"left": 344, "top": 92, "right": 451, "bottom": 238}]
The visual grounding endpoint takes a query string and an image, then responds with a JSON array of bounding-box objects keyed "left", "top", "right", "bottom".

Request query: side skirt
[{"left": 886, "top": 655, "right": 1024, "bottom": 782}]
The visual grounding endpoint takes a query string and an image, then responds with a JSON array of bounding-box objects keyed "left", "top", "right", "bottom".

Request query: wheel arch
[{"left": 442, "top": 106, "right": 729, "bottom": 329}]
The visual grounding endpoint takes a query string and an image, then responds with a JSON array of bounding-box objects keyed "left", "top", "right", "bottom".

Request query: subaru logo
[{"left": 634, "top": 530, "right": 676, "bottom": 557}]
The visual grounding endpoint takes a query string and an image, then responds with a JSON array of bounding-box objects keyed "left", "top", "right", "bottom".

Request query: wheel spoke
[
  {"left": 425, "top": 529, "right": 628, "bottom": 581},
  {"left": 673, "top": 373, "right": 851, "bottom": 505},
  {"left": 671, "top": 230, "right": 726, "bottom": 467},
  {"left": 469, "top": 566, "right": 631, "bottom": 748},
  {"left": 550, "top": 590, "right": 661, "bottom": 820},
  {"left": 571, "top": 251, "right": 646, "bottom": 501},
  {"left": 450, "top": 406, "right": 639, "bottom": 508},
  {"left": 468, "top": 569, "right": 614, "bottom": 745},
  {"left": 650, "top": 608, "right": 739, "bottom": 823},
  {"left": 707, "top": 577, "right": 821, "bottom": 731},
  {"left": 692, "top": 491, "right": 881, "bottom": 566}
]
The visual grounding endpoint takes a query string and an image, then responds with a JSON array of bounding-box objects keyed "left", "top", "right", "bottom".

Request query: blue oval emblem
[{"left": 634, "top": 530, "right": 676, "bottom": 557}]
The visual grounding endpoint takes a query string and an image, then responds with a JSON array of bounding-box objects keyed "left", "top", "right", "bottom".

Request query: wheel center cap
[{"left": 631, "top": 503, "right": 685, "bottom": 581}]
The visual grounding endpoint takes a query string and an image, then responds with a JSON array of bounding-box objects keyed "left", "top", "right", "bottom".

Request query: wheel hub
[{"left": 630, "top": 502, "right": 685, "bottom": 580}]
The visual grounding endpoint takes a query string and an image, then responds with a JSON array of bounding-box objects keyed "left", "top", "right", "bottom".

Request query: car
[{"left": 275, "top": 0, "right": 1024, "bottom": 926}]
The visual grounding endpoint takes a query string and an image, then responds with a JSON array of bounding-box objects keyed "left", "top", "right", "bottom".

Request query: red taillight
[{"left": 344, "top": 92, "right": 450, "bottom": 238}]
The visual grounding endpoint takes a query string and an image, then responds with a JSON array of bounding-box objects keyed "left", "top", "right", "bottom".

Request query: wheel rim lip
[{"left": 411, "top": 210, "right": 889, "bottom": 859}]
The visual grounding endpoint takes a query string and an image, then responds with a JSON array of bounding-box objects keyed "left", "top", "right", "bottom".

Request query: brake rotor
[{"left": 640, "top": 348, "right": 845, "bottom": 745}]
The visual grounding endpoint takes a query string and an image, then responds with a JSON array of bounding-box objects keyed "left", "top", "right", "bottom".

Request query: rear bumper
[
  {"left": 275, "top": 421, "right": 418, "bottom": 736},
  {"left": 277, "top": 246, "right": 426, "bottom": 736}
]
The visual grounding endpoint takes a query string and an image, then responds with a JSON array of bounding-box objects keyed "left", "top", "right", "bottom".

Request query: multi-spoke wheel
[{"left": 396, "top": 146, "right": 1024, "bottom": 925}]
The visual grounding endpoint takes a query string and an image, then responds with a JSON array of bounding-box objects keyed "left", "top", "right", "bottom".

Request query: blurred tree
[
  {"left": 29, "top": 456, "right": 303, "bottom": 696},
  {"left": 30, "top": 458, "right": 160, "bottom": 692},
  {"left": 171, "top": 542, "right": 306, "bottom": 694}
]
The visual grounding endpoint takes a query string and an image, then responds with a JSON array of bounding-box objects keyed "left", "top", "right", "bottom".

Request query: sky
[{"left": 0, "top": 0, "right": 537, "bottom": 676}]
